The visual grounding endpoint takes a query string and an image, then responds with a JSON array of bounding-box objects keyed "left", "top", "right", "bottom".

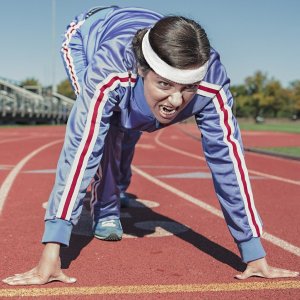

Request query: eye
[
  {"left": 158, "top": 81, "right": 171, "bottom": 88},
  {"left": 185, "top": 84, "right": 198, "bottom": 91}
]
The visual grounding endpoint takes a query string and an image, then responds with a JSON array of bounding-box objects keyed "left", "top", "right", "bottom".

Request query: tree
[
  {"left": 20, "top": 78, "right": 42, "bottom": 94},
  {"left": 20, "top": 78, "right": 41, "bottom": 87},
  {"left": 263, "top": 80, "right": 288, "bottom": 117},
  {"left": 243, "top": 71, "right": 268, "bottom": 119},
  {"left": 231, "top": 84, "right": 252, "bottom": 117},
  {"left": 57, "top": 79, "right": 76, "bottom": 100},
  {"left": 289, "top": 80, "right": 300, "bottom": 118},
  {"left": 240, "top": 71, "right": 292, "bottom": 119}
]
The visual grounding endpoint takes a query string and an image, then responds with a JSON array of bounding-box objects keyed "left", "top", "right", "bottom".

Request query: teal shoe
[{"left": 93, "top": 219, "right": 123, "bottom": 241}]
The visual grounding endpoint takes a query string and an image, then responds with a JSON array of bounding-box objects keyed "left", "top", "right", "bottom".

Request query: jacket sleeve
[
  {"left": 195, "top": 51, "right": 266, "bottom": 262},
  {"left": 42, "top": 47, "right": 133, "bottom": 247}
]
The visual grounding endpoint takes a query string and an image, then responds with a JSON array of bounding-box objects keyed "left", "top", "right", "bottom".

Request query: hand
[
  {"left": 2, "top": 243, "right": 76, "bottom": 286},
  {"left": 235, "top": 257, "right": 299, "bottom": 280}
]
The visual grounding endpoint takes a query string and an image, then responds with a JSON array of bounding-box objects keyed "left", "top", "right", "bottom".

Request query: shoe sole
[{"left": 94, "top": 233, "right": 122, "bottom": 241}]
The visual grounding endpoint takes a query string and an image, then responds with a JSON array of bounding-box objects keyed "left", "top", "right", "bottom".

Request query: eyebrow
[
  {"left": 155, "top": 73, "right": 199, "bottom": 87},
  {"left": 155, "top": 74, "right": 177, "bottom": 85}
]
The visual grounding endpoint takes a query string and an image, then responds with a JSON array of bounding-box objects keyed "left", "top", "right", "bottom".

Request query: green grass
[
  {"left": 237, "top": 119, "right": 300, "bottom": 158},
  {"left": 253, "top": 147, "right": 300, "bottom": 158},
  {"left": 238, "top": 121, "right": 300, "bottom": 133}
]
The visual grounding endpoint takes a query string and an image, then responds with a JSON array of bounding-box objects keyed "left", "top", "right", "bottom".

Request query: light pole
[{"left": 52, "top": 0, "right": 56, "bottom": 94}]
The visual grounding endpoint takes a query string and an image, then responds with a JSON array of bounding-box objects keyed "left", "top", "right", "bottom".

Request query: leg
[
  {"left": 91, "top": 125, "right": 124, "bottom": 240},
  {"left": 119, "top": 130, "right": 142, "bottom": 207}
]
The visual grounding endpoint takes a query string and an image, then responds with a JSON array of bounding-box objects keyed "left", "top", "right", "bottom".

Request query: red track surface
[{"left": 0, "top": 124, "right": 299, "bottom": 299}]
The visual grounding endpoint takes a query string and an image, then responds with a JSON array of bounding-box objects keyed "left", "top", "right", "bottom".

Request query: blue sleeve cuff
[
  {"left": 237, "top": 237, "right": 266, "bottom": 263},
  {"left": 42, "top": 219, "right": 73, "bottom": 247}
]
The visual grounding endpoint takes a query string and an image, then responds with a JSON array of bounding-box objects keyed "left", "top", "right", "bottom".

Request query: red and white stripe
[
  {"left": 197, "top": 81, "right": 221, "bottom": 98},
  {"left": 198, "top": 81, "right": 262, "bottom": 237},
  {"left": 56, "top": 72, "right": 137, "bottom": 220},
  {"left": 61, "top": 20, "right": 85, "bottom": 95}
]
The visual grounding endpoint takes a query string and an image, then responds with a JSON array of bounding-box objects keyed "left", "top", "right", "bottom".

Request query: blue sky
[{"left": 1, "top": 0, "right": 299, "bottom": 88}]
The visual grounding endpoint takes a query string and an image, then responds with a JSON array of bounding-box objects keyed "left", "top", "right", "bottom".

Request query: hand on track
[
  {"left": 235, "top": 257, "right": 299, "bottom": 280},
  {"left": 2, "top": 267, "right": 76, "bottom": 286},
  {"left": 2, "top": 243, "right": 76, "bottom": 286}
]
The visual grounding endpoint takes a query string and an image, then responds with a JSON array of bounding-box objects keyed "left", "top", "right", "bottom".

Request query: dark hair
[{"left": 132, "top": 16, "right": 210, "bottom": 73}]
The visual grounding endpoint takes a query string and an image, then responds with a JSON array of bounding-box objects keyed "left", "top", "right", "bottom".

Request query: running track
[{"left": 0, "top": 124, "right": 299, "bottom": 299}]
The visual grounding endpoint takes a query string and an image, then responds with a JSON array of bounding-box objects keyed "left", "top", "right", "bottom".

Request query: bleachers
[{"left": 0, "top": 78, "right": 74, "bottom": 124}]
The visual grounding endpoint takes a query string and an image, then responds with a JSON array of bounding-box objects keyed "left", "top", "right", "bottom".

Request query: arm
[
  {"left": 3, "top": 48, "right": 133, "bottom": 285},
  {"left": 196, "top": 83, "right": 266, "bottom": 263},
  {"left": 195, "top": 52, "right": 298, "bottom": 279},
  {"left": 2, "top": 243, "right": 76, "bottom": 285}
]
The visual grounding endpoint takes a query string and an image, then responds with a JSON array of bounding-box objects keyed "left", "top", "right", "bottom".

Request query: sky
[{"left": 1, "top": 0, "right": 299, "bottom": 88}]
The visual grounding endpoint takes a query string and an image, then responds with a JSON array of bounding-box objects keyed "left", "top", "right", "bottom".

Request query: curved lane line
[
  {"left": 154, "top": 129, "right": 300, "bottom": 254},
  {"left": 155, "top": 129, "right": 300, "bottom": 186},
  {"left": 0, "top": 136, "right": 37, "bottom": 145},
  {"left": 151, "top": 129, "right": 300, "bottom": 256},
  {"left": 0, "top": 139, "right": 63, "bottom": 215},
  {"left": 131, "top": 164, "right": 300, "bottom": 257}
]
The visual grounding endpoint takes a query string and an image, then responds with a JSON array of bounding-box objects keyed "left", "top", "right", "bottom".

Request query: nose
[{"left": 168, "top": 92, "right": 183, "bottom": 107}]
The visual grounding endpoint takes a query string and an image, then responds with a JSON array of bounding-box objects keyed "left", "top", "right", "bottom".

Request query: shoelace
[{"left": 101, "top": 220, "right": 117, "bottom": 227}]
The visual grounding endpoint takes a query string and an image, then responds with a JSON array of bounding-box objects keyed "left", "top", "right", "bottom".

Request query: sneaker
[
  {"left": 93, "top": 219, "right": 123, "bottom": 241},
  {"left": 120, "top": 192, "right": 131, "bottom": 208}
]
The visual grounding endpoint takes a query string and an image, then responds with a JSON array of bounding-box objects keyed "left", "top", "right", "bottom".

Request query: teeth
[{"left": 160, "top": 106, "right": 176, "bottom": 115}]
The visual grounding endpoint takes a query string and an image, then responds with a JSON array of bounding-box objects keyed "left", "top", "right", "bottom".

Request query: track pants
[{"left": 61, "top": 6, "right": 142, "bottom": 223}]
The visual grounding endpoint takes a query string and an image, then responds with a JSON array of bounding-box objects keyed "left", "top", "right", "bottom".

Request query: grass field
[
  {"left": 237, "top": 119, "right": 300, "bottom": 158},
  {"left": 249, "top": 147, "right": 300, "bottom": 158},
  {"left": 238, "top": 119, "right": 300, "bottom": 133}
]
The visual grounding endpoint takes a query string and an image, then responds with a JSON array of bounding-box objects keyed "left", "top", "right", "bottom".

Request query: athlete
[{"left": 3, "top": 6, "right": 298, "bottom": 285}]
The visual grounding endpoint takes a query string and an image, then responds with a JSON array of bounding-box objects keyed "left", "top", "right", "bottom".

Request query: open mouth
[{"left": 159, "top": 105, "right": 178, "bottom": 118}]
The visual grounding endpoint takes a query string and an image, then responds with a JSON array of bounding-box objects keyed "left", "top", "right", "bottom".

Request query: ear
[{"left": 137, "top": 67, "right": 144, "bottom": 77}]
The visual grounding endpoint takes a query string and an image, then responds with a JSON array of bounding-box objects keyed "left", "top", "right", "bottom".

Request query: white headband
[{"left": 141, "top": 30, "right": 208, "bottom": 84}]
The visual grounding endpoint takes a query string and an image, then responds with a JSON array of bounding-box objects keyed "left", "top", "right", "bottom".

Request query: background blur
[{"left": 0, "top": 0, "right": 299, "bottom": 124}]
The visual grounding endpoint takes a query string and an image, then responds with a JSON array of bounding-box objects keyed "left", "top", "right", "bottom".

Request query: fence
[{"left": 0, "top": 79, "right": 74, "bottom": 124}]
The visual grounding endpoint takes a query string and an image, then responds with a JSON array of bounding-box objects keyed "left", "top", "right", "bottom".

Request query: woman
[{"left": 3, "top": 6, "right": 298, "bottom": 285}]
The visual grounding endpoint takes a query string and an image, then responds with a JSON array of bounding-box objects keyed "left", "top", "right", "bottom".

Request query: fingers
[
  {"left": 2, "top": 274, "right": 46, "bottom": 286},
  {"left": 271, "top": 267, "right": 299, "bottom": 276},
  {"left": 12, "top": 268, "right": 37, "bottom": 277},
  {"left": 266, "top": 267, "right": 299, "bottom": 279},
  {"left": 2, "top": 270, "right": 76, "bottom": 286},
  {"left": 235, "top": 265, "right": 299, "bottom": 280}
]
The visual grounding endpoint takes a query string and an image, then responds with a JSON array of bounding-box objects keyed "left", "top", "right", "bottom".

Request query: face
[{"left": 140, "top": 70, "right": 199, "bottom": 124}]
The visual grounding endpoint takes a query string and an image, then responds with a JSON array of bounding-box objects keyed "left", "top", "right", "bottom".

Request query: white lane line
[
  {"left": 136, "top": 165, "right": 204, "bottom": 169},
  {"left": 247, "top": 169, "right": 300, "bottom": 185},
  {"left": 262, "top": 233, "right": 300, "bottom": 256},
  {"left": 154, "top": 129, "right": 300, "bottom": 186},
  {"left": 0, "top": 139, "right": 63, "bottom": 215},
  {"left": 0, "top": 136, "right": 37, "bottom": 145},
  {"left": 131, "top": 165, "right": 222, "bottom": 218},
  {"left": 131, "top": 164, "right": 300, "bottom": 257}
]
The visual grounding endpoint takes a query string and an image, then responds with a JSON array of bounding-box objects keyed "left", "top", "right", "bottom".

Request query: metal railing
[{"left": 0, "top": 79, "right": 74, "bottom": 124}]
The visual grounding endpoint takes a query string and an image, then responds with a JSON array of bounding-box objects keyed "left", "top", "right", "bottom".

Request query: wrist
[
  {"left": 237, "top": 237, "right": 266, "bottom": 263},
  {"left": 42, "top": 242, "right": 61, "bottom": 260}
]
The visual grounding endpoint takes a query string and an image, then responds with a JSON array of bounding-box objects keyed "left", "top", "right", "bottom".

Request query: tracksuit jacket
[{"left": 42, "top": 6, "right": 266, "bottom": 263}]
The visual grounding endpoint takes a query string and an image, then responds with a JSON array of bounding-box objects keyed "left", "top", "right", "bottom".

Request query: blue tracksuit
[{"left": 43, "top": 6, "right": 265, "bottom": 263}]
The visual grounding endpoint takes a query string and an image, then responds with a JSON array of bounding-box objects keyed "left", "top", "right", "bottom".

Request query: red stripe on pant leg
[{"left": 60, "top": 76, "right": 126, "bottom": 219}]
